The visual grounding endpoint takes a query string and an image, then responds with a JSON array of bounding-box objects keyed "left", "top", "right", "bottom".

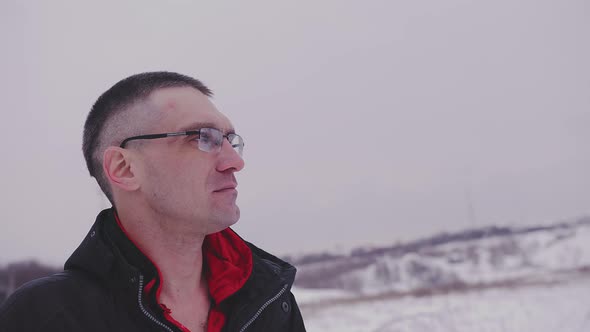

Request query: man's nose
[{"left": 216, "top": 139, "right": 245, "bottom": 172}]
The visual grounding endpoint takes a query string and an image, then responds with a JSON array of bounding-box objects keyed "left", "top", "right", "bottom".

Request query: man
[{"left": 0, "top": 72, "right": 306, "bottom": 331}]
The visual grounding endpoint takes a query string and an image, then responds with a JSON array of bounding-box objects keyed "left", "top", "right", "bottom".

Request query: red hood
[{"left": 203, "top": 228, "right": 253, "bottom": 304}]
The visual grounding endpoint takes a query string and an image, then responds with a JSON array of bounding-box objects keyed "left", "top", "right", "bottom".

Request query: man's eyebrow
[{"left": 176, "top": 122, "right": 235, "bottom": 134}]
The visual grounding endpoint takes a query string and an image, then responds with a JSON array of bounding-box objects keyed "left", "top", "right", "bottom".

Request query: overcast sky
[{"left": 1, "top": 0, "right": 589, "bottom": 266}]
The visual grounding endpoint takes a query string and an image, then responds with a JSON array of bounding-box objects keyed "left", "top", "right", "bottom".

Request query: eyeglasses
[{"left": 120, "top": 127, "right": 244, "bottom": 156}]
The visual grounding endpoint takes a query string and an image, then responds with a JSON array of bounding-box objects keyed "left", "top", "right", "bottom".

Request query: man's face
[{"left": 132, "top": 86, "right": 245, "bottom": 234}]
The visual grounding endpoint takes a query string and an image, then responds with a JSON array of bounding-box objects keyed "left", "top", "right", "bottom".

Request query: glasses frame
[{"left": 119, "top": 128, "right": 244, "bottom": 155}]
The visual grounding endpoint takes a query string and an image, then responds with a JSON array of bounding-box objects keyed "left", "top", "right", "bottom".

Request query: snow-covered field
[
  {"left": 292, "top": 218, "right": 590, "bottom": 331},
  {"left": 295, "top": 276, "right": 590, "bottom": 332},
  {"left": 295, "top": 220, "right": 590, "bottom": 295}
]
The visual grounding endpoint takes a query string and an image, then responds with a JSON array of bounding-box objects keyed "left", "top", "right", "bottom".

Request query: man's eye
[{"left": 199, "top": 133, "right": 211, "bottom": 143}]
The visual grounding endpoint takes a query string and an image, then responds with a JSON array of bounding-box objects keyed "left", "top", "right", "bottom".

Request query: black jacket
[{"left": 0, "top": 209, "right": 306, "bottom": 332}]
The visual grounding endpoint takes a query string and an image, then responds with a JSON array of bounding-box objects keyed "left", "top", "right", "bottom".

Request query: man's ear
[{"left": 103, "top": 147, "right": 140, "bottom": 192}]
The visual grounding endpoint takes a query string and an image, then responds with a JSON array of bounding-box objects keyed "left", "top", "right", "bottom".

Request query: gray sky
[{"left": 1, "top": 0, "right": 589, "bottom": 266}]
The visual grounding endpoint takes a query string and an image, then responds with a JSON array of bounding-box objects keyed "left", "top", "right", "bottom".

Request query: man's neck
[{"left": 116, "top": 207, "right": 208, "bottom": 303}]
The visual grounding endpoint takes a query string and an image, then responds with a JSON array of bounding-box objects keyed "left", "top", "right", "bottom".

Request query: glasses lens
[
  {"left": 228, "top": 134, "right": 244, "bottom": 156},
  {"left": 198, "top": 128, "right": 244, "bottom": 156},
  {"left": 198, "top": 128, "right": 223, "bottom": 152}
]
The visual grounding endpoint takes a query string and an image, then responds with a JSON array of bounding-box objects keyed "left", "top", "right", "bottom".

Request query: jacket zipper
[
  {"left": 137, "top": 274, "right": 175, "bottom": 332},
  {"left": 238, "top": 283, "right": 289, "bottom": 332}
]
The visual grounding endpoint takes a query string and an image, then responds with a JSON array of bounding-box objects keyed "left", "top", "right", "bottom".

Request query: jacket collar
[
  {"left": 64, "top": 208, "right": 296, "bottom": 300},
  {"left": 64, "top": 209, "right": 130, "bottom": 287}
]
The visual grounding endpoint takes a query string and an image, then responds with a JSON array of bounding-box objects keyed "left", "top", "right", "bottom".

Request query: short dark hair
[{"left": 82, "top": 71, "right": 213, "bottom": 205}]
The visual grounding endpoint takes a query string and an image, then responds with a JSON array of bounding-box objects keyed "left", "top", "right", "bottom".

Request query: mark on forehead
[{"left": 165, "top": 100, "right": 178, "bottom": 110}]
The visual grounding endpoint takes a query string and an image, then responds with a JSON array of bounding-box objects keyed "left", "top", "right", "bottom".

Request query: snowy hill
[
  {"left": 293, "top": 218, "right": 590, "bottom": 331},
  {"left": 292, "top": 217, "right": 590, "bottom": 296}
]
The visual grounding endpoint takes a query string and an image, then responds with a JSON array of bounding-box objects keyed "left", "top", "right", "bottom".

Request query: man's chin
[{"left": 207, "top": 208, "right": 240, "bottom": 233}]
